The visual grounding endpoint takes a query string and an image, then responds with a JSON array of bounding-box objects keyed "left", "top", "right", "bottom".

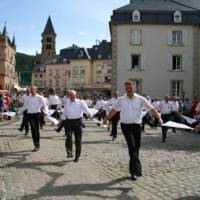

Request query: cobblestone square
[{"left": 0, "top": 120, "right": 200, "bottom": 200}]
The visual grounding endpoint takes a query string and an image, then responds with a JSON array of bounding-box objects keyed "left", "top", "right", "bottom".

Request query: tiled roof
[{"left": 115, "top": 0, "right": 199, "bottom": 12}]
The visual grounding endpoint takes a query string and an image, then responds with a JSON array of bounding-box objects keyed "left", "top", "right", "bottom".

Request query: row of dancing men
[{"left": 16, "top": 82, "right": 199, "bottom": 181}]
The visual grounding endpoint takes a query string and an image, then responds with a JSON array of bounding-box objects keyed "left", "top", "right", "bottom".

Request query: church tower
[{"left": 41, "top": 16, "right": 56, "bottom": 62}]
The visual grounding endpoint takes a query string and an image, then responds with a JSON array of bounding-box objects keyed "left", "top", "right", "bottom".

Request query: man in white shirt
[
  {"left": 105, "top": 91, "right": 120, "bottom": 140},
  {"left": 61, "top": 90, "right": 92, "bottom": 162},
  {"left": 18, "top": 88, "right": 30, "bottom": 135},
  {"left": 18, "top": 86, "right": 48, "bottom": 152},
  {"left": 103, "top": 81, "right": 162, "bottom": 181},
  {"left": 158, "top": 96, "right": 173, "bottom": 142}
]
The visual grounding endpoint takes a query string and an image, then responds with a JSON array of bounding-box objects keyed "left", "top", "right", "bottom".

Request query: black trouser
[
  {"left": 50, "top": 105, "right": 60, "bottom": 120},
  {"left": 40, "top": 110, "right": 45, "bottom": 128},
  {"left": 111, "top": 112, "right": 120, "bottom": 138},
  {"left": 57, "top": 120, "right": 64, "bottom": 133},
  {"left": 64, "top": 118, "right": 82, "bottom": 159},
  {"left": 142, "top": 113, "right": 153, "bottom": 132},
  {"left": 20, "top": 110, "right": 29, "bottom": 131},
  {"left": 27, "top": 113, "right": 40, "bottom": 148},
  {"left": 161, "top": 114, "right": 172, "bottom": 140},
  {"left": 121, "top": 123, "right": 142, "bottom": 176}
]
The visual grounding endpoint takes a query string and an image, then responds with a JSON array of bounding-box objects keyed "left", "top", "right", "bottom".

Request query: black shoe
[
  {"left": 131, "top": 174, "right": 138, "bottom": 181},
  {"left": 18, "top": 128, "right": 23, "bottom": 132},
  {"left": 162, "top": 138, "right": 166, "bottom": 143},
  {"left": 24, "top": 130, "right": 29, "bottom": 135},
  {"left": 74, "top": 157, "right": 79, "bottom": 162},
  {"left": 67, "top": 154, "right": 73, "bottom": 158},
  {"left": 32, "top": 146, "right": 39, "bottom": 152},
  {"left": 62, "top": 134, "right": 66, "bottom": 137},
  {"left": 55, "top": 128, "right": 59, "bottom": 133},
  {"left": 82, "top": 124, "right": 86, "bottom": 128},
  {"left": 112, "top": 136, "right": 117, "bottom": 141},
  {"left": 110, "top": 133, "right": 113, "bottom": 136}
]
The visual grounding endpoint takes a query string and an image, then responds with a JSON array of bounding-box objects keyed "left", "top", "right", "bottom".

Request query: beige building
[
  {"left": 0, "top": 25, "right": 18, "bottom": 90},
  {"left": 110, "top": 0, "right": 200, "bottom": 99},
  {"left": 32, "top": 17, "right": 112, "bottom": 96},
  {"left": 45, "top": 59, "right": 71, "bottom": 94}
]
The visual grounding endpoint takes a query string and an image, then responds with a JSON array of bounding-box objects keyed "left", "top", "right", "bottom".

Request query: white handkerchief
[
  {"left": 47, "top": 116, "right": 59, "bottom": 125},
  {"left": 162, "top": 121, "right": 193, "bottom": 130},
  {"left": 182, "top": 115, "right": 197, "bottom": 124},
  {"left": 90, "top": 108, "right": 99, "bottom": 116},
  {"left": 2, "top": 112, "right": 16, "bottom": 117}
]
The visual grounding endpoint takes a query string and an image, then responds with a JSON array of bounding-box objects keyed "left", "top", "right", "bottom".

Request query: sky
[{"left": 0, "top": 0, "right": 129, "bottom": 55}]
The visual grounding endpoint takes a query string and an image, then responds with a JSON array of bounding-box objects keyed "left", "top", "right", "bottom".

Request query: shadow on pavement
[
  {"left": 175, "top": 197, "right": 200, "bottom": 200},
  {"left": 22, "top": 174, "right": 137, "bottom": 200}
]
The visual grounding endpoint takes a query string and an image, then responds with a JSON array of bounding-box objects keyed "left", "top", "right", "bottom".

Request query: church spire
[
  {"left": 2, "top": 23, "right": 7, "bottom": 37},
  {"left": 42, "top": 16, "right": 56, "bottom": 36}
]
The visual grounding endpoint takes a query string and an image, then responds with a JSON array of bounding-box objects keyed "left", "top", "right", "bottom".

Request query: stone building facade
[
  {"left": 110, "top": 0, "right": 200, "bottom": 99},
  {"left": 0, "top": 25, "right": 18, "bottom": 90}
]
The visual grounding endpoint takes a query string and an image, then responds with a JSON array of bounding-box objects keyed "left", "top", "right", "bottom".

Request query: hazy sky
[{"left": 0, "top": 0, "right": 129, "bottom": 55}]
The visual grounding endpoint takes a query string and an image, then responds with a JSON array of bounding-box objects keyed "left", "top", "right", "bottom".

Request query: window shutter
[
  {"left": 168, "top": 31, "right": 172, "bottom": 45},
  {"left": 138, "top": 30, "right": 142, "bottom": 44},
  {"left": 168, "top": 54, "right": 172, "bottom": 71},
  {"left": 141, "top": 55, "right": 146, "bottom": 71},
  {"left": 182, "top": 30, "right": 187, "bottom": 45}
]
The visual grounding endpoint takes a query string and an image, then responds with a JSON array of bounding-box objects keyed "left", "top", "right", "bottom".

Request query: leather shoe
[
  {"left": 131, "top": 174, "right": 138, "bottom": 181},
  {"left": 74, "top": 157, "right": 79, "bottom": 162},
  {"left": 25, "top": 130, "right": 29, "bottom": 135},
  {"left": 18, "top": 128, "right": 23, "bottom": 132},
  {"left": 67, "top": 154, "right": 73, "bottom": 158},
  {"left": 32, "top": 146, "right": 39, "bottom": 152}
]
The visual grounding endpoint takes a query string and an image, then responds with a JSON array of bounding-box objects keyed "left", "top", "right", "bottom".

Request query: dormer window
[
  {"left": 174, "top": 11, "right": 182, "bottom": 23},
  {"left": 133, "top": 10, "right": 140, "bottom": 22},
  {"left": 63, "top": 58, "right": 67, "bottom": 64}
]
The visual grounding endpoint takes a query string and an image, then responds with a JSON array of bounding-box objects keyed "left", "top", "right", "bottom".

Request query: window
[
  {"left": 171, "top": 81, "right": 183, "bottom": 97},
  {"left": 98, "top": 54, "right": 102, "bottom": 59},
  {"left": 132, "top": 10, "right": 140, "bottom": 22},
  {"left": 49, "top": 69, "right": 52, "bottom": 76},
  {"left": 131, "top": 29, "right": 142, "bottom": 45},
  {"left": 80, "top": 66, "right": 85, "bottom": 75},
  {"left": 56, "top": 79, "right": 60, "bottom": 87},
  {"left": 73, "top": 67, "right": 78, "bottom": 75},
  {"left": 48, "top": 79, "right": 52, "bottom": 87},
  {"left": 80, "top": 77, "right": 85, "bottom": 83},
  {"left": 131, "top": 55, "right": 141, "bottom": 70},
  {"left": 34, "top": 81, "right": 38, "bottom": 86},
  {"left": 96, "top": 76, "right": 102, "bottom": 84},
  {"left": 172, "top": 55, "right": 182, "bottom": 71},
  {"left": 73, "top": 78, "right": 78, "bottom": 84},
  {"left": 35, "top": 74, "right": 38, "bottom": 78},
  {"left": 63, "top": 79, "right": 67, "bottom": 87},
  {"left": 105, "top": 76, "right": 111, "bottom": 83},
  {"left": 106, "top": 66, "right": 112, "bottom": 73},
  {"left": 96, "top": 65, "right": 102, "bottom": 73},
  {"left": 40, "top": 66, "right": 44, "bottom": 72},
  {"left": 46, "top": 44, "right": 51, "bottom": 50},
  {"left": 63, "top": 58, "right": 67, "bottom": 64},
  {"left": 47, "top": 37, "right": 52, "bottom": 42},
  {"left": 40, "top": 74, "right": 43, "bottom": 78},
  {"left": 174, "top": 11, "right": 182, "bottom": 23},
  {"left": 172, "top": 31, "right": 182, "bottom": 45},
  {"left": 39, "top": 80, "right": 43, "bottom": 86},
  {"left": 55, "top": 69, "right": 60, "bottom": 76}
]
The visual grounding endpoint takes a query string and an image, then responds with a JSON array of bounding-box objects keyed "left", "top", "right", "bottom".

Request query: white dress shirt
[
  {"left": 61, "top": 99, "right": 91, "bottom": 120},
  {"left": 95, "top": 100, "right": 105, "bottom": 110},
  {"left": 21, "top": 94, "right": 30, "bottom": 104},
  {"left": 171, "top": 101, "right": 179, "bottom": 112},
  {"left": 114, "top": 93, "right": 153, "bottom": 124},
  {"left": 48, "top": 95, "right": 61, "bottom": 106},
  {"left": 158, "top": 101, "right": 173, "bottom": 114},
  {"left": 152, "top": 101, "right": 160, "bottom": 110},
  {"left": 19, "top": 94, "right": 48, "bottom": 115},
  {"left": 61, "top": 96, "right": 70, "bottom": 107},
  {"left": 104, "top": 98, "right": 119, "bottom": 114}
]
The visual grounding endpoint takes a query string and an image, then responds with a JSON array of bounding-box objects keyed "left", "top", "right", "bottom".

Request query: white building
[{"left": 110, "top": 0, "right": 200, "bottom": 99}]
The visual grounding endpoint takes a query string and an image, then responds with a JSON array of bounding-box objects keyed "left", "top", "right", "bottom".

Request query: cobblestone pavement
[{"left": 0, "top": 119, "right": 200, "bottom": 200}]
